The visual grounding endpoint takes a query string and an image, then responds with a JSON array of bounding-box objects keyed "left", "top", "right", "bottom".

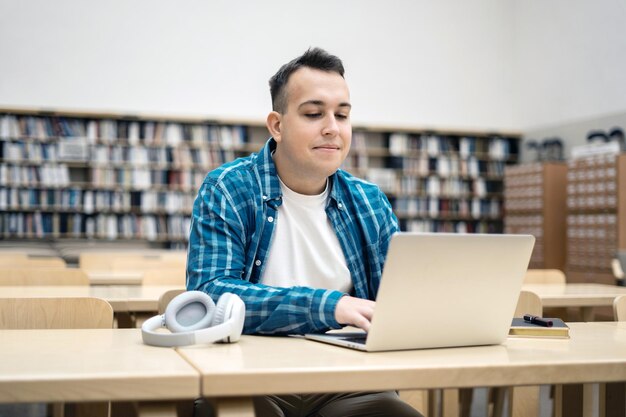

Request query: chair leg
[
  {"left": 459, "top": 388, "right": 473, "bottom": 417},
  {"left": 509, "top": 386, "right": 540, "bottom": 417},
  {"left": 491, "top": 387, "right": 506, "bottom": 417}
]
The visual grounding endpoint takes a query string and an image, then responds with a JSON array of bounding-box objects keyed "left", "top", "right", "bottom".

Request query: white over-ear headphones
[{"left": 141, "top": 291, "right": 245, "bottom": 347}]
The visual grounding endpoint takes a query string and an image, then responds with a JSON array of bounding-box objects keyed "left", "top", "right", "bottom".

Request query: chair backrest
[
  {"left": 614, "top": 295, "right": 626, "bottom": 321},
  {"left": 0, "top": 268, "right": 90, "bottom": 286},
  {"left": 0, "top": 256, "right": 66, "bottom": 268},
  {"left": 0, "top": 252, "right": 28, "bottom": 260},
  {"left": 514, "top": 290, "right": 543, "bottom": 318},
  {"left": 158, "top": 289, "right": 186, "bottom": 315},
  {"left": 0, "top": 297, "right": 114, "bottom": 329},
  {"left": 524, "top": 269, "right": 566, "bottom": 284},
  {"left": 612, "top": 251, "right": 626, "bottom": 280},
  {"left": 142, "top": 268, "right": 186, "bottom": 286}
]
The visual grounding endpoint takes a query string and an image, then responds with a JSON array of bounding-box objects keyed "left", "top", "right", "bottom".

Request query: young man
[{"left": 187, "top": 48, "right": 422, "bottom": 417}]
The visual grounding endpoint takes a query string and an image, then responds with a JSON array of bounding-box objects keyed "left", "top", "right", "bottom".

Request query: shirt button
[
  {"left": 255, "top": 260, "right": 262, "bottom": 266},
  {"left": 267, "top": 216, "right": 274, "bottom": 223},
  {"left": 337, "top": 203, "right": 343, "bottom": 209},
  {"left": 262, "top": 195, "right": 268, "bottom": 200}
]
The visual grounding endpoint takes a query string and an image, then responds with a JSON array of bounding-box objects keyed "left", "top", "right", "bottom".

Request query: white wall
[
  {"left": 0, "top": 0, "right": 516, "bottom": 131},
  {"left": 512, "top": 0, "right": 626, "bottom": 130},
  {"left": 2, "top": 1, "right": 626, "bottom": 133}
]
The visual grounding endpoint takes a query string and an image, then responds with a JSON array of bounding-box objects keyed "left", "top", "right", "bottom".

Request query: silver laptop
[{"left": 305, "top": 232, "right": 535, "bottom": 352}]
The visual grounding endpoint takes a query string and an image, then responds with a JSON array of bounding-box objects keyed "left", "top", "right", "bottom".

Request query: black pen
[{"left": 523, "top": 314, "right": 553, "bottom": 327}]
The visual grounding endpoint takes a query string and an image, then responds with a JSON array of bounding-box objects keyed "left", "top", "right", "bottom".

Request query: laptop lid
[{"left": 305, "top": 232, "right": 535, "bottom": 352}]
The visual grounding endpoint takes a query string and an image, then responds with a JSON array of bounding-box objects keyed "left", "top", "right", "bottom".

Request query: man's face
[{"left": 272, "top": 67, "right": 352, "bottom": 193}]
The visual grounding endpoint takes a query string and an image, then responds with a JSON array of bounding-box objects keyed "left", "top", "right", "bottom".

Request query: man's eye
[
  {"left": 336, "top": 114, "right": 349, "bottom": 120},
  {"left": 305, "top": 113, "right": 322, "bottom": 118}
]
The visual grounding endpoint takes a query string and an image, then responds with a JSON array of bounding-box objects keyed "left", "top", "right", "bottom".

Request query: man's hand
[{"left": 334, "top": 295, "right": 375, "bottom": 332}]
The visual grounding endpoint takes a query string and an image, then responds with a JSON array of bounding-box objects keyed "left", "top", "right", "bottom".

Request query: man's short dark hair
[{"left": 269, "top": 47, "right": 345, "bottom": 113}]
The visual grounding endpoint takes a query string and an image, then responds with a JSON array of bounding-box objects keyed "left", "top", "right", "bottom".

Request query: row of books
[
  {"left": 567, "top": 195, "right": 618, "bottom": 211},
  {"left": 398, "top": 176, "right": 502, "bottom": 197},
  {"left": 566, "top": 224, "right": 618, "bottom": 242},
  {"left": 504, "top": 196, "right": 543, "bottom": 212},
  {"left": 366, "top": 167, "right": 504, "bottom": 196},
  {"left": 386, "top": 156, "right": 507, "bottom": 178},
  {"left": 0, "top": 188, "right": 194, "bottom": 214},
  {"left": 0, "top": 212, "right": 190, "bottom": 241},
  {"left": 401, "top": 219, "right": 502, "bottom": 234},
  {"left": 567, "top": 241, "right": 614, "bottom": 271},
  {"left": 387, "top": 133, "right": 515, "bottom": 160},
  {"left": 504, "top": 214, "right": 544, "bottom": 235},
  {"left": 567, "top": 180, "right": 617, "bottom": 195},
  {"left": 91, "top": 168, "right": 205, "bottom": 191},
  {"left": 0, "top": 115, "right": 248, "bottom": 148},
  {"left": 392, "top": 197, "right": 501, "bottom": 219},
  {"left": 1, "top": 139, "right": 238, "bottom": 167},
  {"left": 0, "top": 164, "right": 70, "bottom": 187},
  {"left": 567, "top": 213, "right": 618, "bottom": 227}
]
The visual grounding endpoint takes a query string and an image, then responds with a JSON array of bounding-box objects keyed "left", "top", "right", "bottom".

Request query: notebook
[{"left": 305, "top": 232, "right": 535, "bottom": 352}]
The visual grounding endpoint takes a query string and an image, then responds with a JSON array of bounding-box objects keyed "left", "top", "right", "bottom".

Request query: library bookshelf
[
  {"left": 503, "top": 162, "right": 567, "bottom": 270},
  {"left": 565, "top": 153, "right": 626, "bottom": 284},
  {"left": 0, "top": 108, "right": 521, "bottom": 246}
]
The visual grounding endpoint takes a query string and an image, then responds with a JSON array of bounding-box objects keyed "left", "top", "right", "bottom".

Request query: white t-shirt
[{"left": 261, "top": 177, "right": 353, "bottom": 293}]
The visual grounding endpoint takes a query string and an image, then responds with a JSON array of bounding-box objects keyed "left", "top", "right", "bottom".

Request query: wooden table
[
  {"left": 522, "top": 283, "right": 626, "bottom": 321},
  {"left": 87, "top": 271, "right": 144, "bottom": 285},
  {"left": 178, "top": 323, "right": 626, "bottom": 417},
  {"left": 0, "top": 285, "right": 183, "bottom": 313},
  {"left": 0, "top": 328, "right": 199, "bottom": 413}
]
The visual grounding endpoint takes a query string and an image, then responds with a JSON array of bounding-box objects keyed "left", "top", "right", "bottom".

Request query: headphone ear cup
[
  {"left": 212, "top": 293, "right": 234, "bottom": 326},
  {"left": 212, "top": 293, "right": 246, "bottom": 343},
  {"left": 164, "top": 290, "right": 216, "bottom": 333}
]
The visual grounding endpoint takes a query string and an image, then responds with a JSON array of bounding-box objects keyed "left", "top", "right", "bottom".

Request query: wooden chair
[
  {"left": 0, "top": 297, "right": 113, "bottom": 329},
  {"left": 524, "top": 269, "right": 566, "bottom": 284},
  {"left": 491, "top": 291, "right": 543, "bottom": 417},
  {"left": 0, "top": 256, "right": 67, "bottom": 268},
  {"left": 612, "top": 251, "right": 625, "bottom": 284},
  {"left": 0, "top": 268, "right": 89, "bottom": 286},
  {"left": 0, "top": 297, "right": 113, "bottom": 416},
  {"left": 614, "top": 295, "right": 626, "bottom": 321},
  {"left": 158, "top": 288, "right": 186, "bottom": 314},
  {"left": 0, "top": 252, "right": 28, "bottom": 260},
  {"left": 524, "top": 268, "right": 571, "bottom": 321}
]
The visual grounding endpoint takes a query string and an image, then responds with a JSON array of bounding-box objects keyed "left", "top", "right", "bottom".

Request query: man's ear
[{"left": 266, "top": 111, "right": 282, "bottom": 142}]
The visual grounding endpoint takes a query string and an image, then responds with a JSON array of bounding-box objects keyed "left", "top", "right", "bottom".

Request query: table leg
[
  {"left": 600, "top": 382, "right": 626, "bottom": 417},
  {"left": 211, "top": 397, "right": 255, "bottom": 417},
  {"left": 554, "top": 384, "right": 596, "bottom": 417},
  {"left": 581, "top": 307, "right": 595, "bottom": 322}
]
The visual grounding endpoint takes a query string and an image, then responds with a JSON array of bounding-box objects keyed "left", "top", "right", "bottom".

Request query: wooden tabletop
[
  {"left": 0, "top": 285, "right": 183, "bottom": 312},
  {"left": 0, "top": 328, "right": 199, "bottom": 403},
  {"left": 178, "top": 322, "right": 626, "bottom": 398},
  {"left": 522, "top": 283, "right": 626, "bottom": 307},
  {"left": 86, "top": 271, "right": 144, "bottom": 285}
]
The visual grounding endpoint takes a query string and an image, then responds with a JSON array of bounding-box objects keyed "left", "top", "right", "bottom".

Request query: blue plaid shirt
[{"left": 187, "top": 138, "right": 399, "bottom": 335}]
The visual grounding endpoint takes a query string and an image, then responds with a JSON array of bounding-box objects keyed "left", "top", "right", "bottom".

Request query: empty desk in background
[
  {"left": 0, "top": 285, "right": 184, "bottom": 313},
  {"left": 0, "top": 328, "right": 199, "bottom": 413},
  {"left": 177, "top": 323, "right": 626, "bottom": 417},
  {"left": 522, "top": 283, "right": 626, "bottom": 320},
  {"left": 87, "top": 271, "right": 144, "bottom": 285}
]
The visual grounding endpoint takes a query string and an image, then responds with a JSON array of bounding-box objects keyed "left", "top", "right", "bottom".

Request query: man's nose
[{"left": 322, "top": 115, "right": 339, "bottom": 136}]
